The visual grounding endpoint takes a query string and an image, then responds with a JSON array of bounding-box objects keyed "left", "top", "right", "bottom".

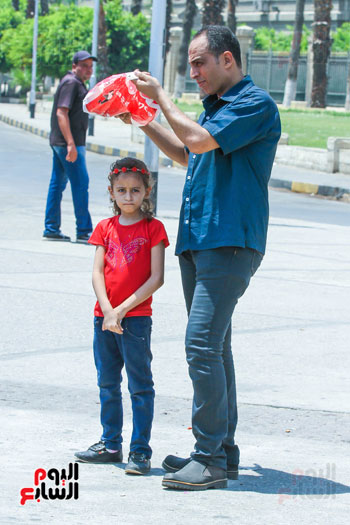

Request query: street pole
[
  {"left": 144, "top": 0, "right": 167, "bottom": 216},
  {"left": 88, "top": 0, "right": 100, "bottom": 136},
  {"left": 29, "top": 0, "right": 39, "bottom": 119}
]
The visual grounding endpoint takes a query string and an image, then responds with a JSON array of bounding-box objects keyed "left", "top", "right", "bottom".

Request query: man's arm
[
  {"left": 133, "top": 71, "right": 220, "bottom": 155},
  {"left": 56, "top": 107, "right": 77, "bottom": 162},
  {"left": 119, "top": 113, "right": 188, "bottom": 166},
  {"left": 142, "top": 120, "right": 189, "bottom": 166}
]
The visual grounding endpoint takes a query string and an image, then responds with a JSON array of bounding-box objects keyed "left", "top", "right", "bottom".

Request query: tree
[
  {"left": 104, "top": 0, "right": 150, "bottom": 75},
  {"left": 174, "top": 0, "right": 197, "bottom": 98},
  {"left": 282, "top": 0, "right": 305, "bottom": 107},
  {"left": 331, "top": 22, "right": 350, "bottom": 52},
  {"left": 26, "top": 0, "right": 35, "bottom": 18},
  {"left": 202, "top": 0, "right": 226, "bottom": 26},
  {"left": 165, "top": 0, "right": 173, "bottom": 59},
  {"left": 0, "top": 1, "right": 150, "bottom": 90},
  {"left": 97, "top": 0, "right": 109, "bottom": 80},
  {"left": 130, "top": 0, "right": 142, "bottom": 16},
  {"left": 40, "top": 0, "right": 49, "bottom": 16},
  {"left": 345, "top": 58, "right": 350, "bottom": 111},
  {"left": 227, "top": 0, "right": 238, "bottom": 34},
  {"left": 311, "top": 0, "right": 333, "bottom": 108}
]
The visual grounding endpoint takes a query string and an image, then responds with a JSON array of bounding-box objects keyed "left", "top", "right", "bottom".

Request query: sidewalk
[{"left": 1, "top": 102, "right": 350, "bottom": 200}]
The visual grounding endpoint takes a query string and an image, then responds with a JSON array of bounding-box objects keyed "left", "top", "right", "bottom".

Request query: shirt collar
[
  {"left": 68, "top": 70, "right": 85, "bottom": 86},
  {"left": 202, "top": 75, "right": 254, "bottom": 109}
]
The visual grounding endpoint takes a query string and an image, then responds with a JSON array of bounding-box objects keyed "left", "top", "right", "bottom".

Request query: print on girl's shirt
[{"left": 105, "top": 237, "right": 148, "bottom": 268}]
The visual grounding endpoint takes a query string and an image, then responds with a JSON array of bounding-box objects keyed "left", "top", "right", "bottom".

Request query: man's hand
[
  {"left": 66, "top": 143, "right": 78, "bottom": 162},
  {"left": 102, "top": 307, "right": 126, "bottom": 334},
  {"left": 132, "top": 69, "right": 162, "bottom": 102},
  {"left": 116, "top": 112, "right": 132, "bottom": 125}
]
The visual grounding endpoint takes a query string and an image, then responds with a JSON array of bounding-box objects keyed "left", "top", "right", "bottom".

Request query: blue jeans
[
  {"left": 44, "top": 145, "right": 92, "bottom": 236},
  {"left": 93, "top": 316, "right": 154, "bottom": 457},
  {"left": 179, "top": 247, "right": 263, "bottom": 469}
]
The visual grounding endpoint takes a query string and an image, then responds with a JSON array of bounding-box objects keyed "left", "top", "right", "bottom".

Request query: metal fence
[
  {"left": 185, "top": 52, "right": 350, "bottom": 107},
  {"left": 247, "top": 51, "right": 349, "bottom": 106}
]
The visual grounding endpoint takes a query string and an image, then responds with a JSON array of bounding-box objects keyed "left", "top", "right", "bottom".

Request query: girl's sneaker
[
  {"left": 74, "top": 441, "right": 123, "bottom": 463},
  {"left": 125, "top": 453, "right": 151, "bottom": 475}
]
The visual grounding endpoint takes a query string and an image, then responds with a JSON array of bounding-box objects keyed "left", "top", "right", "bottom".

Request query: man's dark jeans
[
  {"left": 93, "top": 316, "right": 154, "bottom": 457},
  {"left": 179, "top": 247, "right": 263, "bottom": 469},
  {"left": 44, "top": 145, "right": 92, "bottom": 237}
]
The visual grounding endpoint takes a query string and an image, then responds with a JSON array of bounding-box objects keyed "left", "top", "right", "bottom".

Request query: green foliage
[
  {"left": 0, "top": 4, "right": 93, "bottom": 84},
  {"left": 105, "top": 0, "right": 150, "bottom": 75},
  {"left": 0, "top": 0, "right": 150, "bottom": 91},
  {"left": 0, "top": 4, "right": 24, "bottom": 72},
  {"left": 331, "top": 23, "right": 350, "bottom": 52},
  {"left": 254, "top": 25, "right": 310, "bottom": 53},
  {"left": 38, "top": 5, "right": 93, "bottom": 78},
  {"left": 0, "top": 7, "right": 23, "bottom": 35}
]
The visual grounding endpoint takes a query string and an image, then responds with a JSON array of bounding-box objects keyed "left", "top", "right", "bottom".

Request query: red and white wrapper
[{"left": 83, "top": 72, "right": 159, "bottom": 126}]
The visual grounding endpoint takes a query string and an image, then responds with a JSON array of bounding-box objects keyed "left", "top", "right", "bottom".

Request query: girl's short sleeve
[
  {"left": 149, "top": 219, "right": 170, "bottom": 249},
  {"left": 88, "top": 221, "right": 106, "bottom": 247}
]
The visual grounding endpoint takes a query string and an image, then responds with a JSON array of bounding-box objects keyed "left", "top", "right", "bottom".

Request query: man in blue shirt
[{"left": 128, "top": 25, "right": 281, "bottom": 490}]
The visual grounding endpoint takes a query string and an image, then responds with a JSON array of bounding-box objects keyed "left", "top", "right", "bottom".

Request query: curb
[
  {"left": 269, "top": 177, "right": 350, "bottom": 200},
  {"left": 0, "top": 113, "right": 183, "bottom": 169},
  {"left": 0, "top": 114, "right": 50, "bottom": 140},
  {"left": 1, "top": 112, "right": 349, "bottom": 200}
]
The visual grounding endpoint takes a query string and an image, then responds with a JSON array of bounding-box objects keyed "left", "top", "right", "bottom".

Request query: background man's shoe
[
  {"left": 163, "top": 454, "right": 239, "bottom": 480},
  {"left": 76, "top": 234, "right": 90, "bottom": 244},
  {"left": 125, "top": 453, "right": 151, "bottom": 475},
  {"left": 74, "top": 441, "right": 122, "bottom": 463},
  {"left": 162, "top": 460, "right": 227, "bottom": 491},
  {"left": 43, "top": 232, "right": 71, "bottom": 242}
]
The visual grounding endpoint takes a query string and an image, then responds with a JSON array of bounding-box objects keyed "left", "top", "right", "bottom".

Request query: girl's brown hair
[{"left": 108, "top": 157, "right": 154, "bottom": 220}]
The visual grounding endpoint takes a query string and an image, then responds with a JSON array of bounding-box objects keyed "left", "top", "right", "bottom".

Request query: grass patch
[
  {"left": 174, "top": 100, "right": 350, "bottom": 149},
  {"left": 279, "top": 108, "right": 350, "bottom": 148}
]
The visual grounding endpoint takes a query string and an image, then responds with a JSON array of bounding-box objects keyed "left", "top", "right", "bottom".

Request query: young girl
[{"left": 75, "top": 157, "right": 169, "bottom": 475}]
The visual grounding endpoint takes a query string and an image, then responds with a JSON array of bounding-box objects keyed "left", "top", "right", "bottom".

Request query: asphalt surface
[{"left": 1, "top": 123, "right": 350, "bottom": 524}]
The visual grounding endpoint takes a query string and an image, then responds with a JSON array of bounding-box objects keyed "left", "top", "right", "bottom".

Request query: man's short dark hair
[{"left": 193, "top": 25, "right": 242, "bottom": 68}]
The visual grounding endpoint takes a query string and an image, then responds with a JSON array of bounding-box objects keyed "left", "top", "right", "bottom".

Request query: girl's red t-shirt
[{"left": 89, "top": 216, "right": 169, "bottom": 317}]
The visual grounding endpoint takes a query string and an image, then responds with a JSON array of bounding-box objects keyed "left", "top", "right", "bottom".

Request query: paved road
[
  {"left": 1, "top": 122, "right": 349, "bottom": 228},
  {"left": 1, "top": 123, "right": 350, "bottom": 524}
]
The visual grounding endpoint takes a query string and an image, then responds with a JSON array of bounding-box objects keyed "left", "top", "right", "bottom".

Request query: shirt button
[
  {"left": 185, "top": 220, "right": 189, "bottom": 224},
  {"left": 193, "top": 154, "right": 196, "bottom": 158},
  {"left": 206, "top": 116, "right": 210, "bottom": 120},
  {"left": 185, "top": 197, "right": 189, "bottom": 202},
  {"left": 187, "top": 176, "right": 191, "bottom": 180}
]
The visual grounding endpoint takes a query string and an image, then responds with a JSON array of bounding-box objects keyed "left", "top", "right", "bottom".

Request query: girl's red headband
[{"left": 112, "top": 166, "right": 149, "bottom": 175}]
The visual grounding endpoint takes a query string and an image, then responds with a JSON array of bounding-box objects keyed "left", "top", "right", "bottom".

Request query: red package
[{"left": 83, "top": 72, "right": 159, "bottom": 126}]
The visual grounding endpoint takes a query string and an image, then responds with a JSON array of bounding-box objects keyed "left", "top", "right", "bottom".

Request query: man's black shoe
[
  {"left": 125, "top": 453, "right": 151, "bottom": 475},
  {"left": 162, "top": 460, "right": 227, "bottom": 491},
  {"left": 76, "top": 234, "right": 90, "bottom": 244},
  {"left": 43, "top": 231, "right": 71, "bottom": 242},
  {"left": 162, "top": 455, "right": 239, "bottom": 480},
  {"left": 74, "top": 441, "right": 123, "bottom": 463}
]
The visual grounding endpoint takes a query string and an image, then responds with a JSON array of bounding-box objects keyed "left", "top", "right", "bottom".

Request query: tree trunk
[
  {"left": 227, "top": 0, "right": 238, "bottom": 34},
  {"left": 345, "top": 54, "right": 350, "bottom": 111},
  {"left": 40, "top": 0, "right": 49, "bottom": 16},
  {"left": 98, "top": 0, "right": 109, "bottom": 79},
  {"left": 131, "top": 0, "right": 142, "bottom": 16},
  {"left": 12, "top": 0, "right": 20, "bottom": 10},
  {"left": 26, "top": 0, "right": 35, "bottom": 18},
  {"left": 282, "top": 0, "right": 305, "bottom": 107},
  {"left": 311, "top": 0, "right": 333, "bottom": 108},
  {"left": 202, "top": 0, "right": 226, "bottom": 26},
  {"left": 164, "top": 0, "right": 173, "bottom": 67},
  {"left": 174, "top": 0, "right": 197, "bottom": 98}
]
